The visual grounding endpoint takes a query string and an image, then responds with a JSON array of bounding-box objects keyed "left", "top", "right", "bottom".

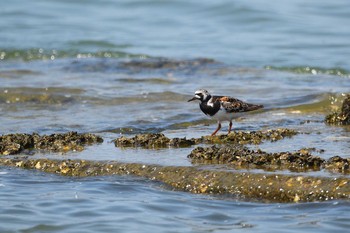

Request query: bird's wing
[{"left": 218, "top": 96, "right": 263, "bottom": 113}]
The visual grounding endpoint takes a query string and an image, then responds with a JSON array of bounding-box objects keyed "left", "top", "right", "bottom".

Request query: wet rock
[
  {"left": 325, "top": 94, "right": 350, "bottom": 125},
  {"left": 0, "top": 133, "right": 35, "bottom": 155},
  {"left": 114, "top": 128, "right": 299, "bottom": 149},
  {"left": 326, "top": 156, "right": 350, "bottom": 172},
  {"left": 114, "top": 133, "right": 196, "bottom": 148},
  {"left": 203, "top": 128, "right": 299, "bottom": 145},
  {"left": 34, "top": 132, "right": 103, "bottom": 152},
  {"left": 188, "top": 145, "right": 325, "bottom": 171},
  {"left": 0, "top": 132, "right": 103, "bottom": 155},
  {"left": 1, "top": 157, "right": 350, "bottom": 203},
  {"left": 114, "top": 130, "right": 348, "bottom": 174},
  {"left": 168, "top": 137, "right": 197, "bottom": 147}
]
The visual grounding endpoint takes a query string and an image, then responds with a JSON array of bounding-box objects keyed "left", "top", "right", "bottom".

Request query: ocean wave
[
  {"left": 0, "top": 48, "right": 149, "bottom": 61},
  {"left": 265, "top": 65, "right": 350, "bottom": 77}
]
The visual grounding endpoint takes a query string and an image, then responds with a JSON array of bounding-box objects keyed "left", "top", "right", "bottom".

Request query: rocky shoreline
[
  {"left": 0, "top": 157, "right": 349, "bottom": 203},
  {"left": 0, "top": 126, "right": 349, "bottom": 203}
]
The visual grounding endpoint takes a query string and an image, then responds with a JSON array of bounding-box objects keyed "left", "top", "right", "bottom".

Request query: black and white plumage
[{"left": 188, "top": 89, "right": 263, "bottom": 136}]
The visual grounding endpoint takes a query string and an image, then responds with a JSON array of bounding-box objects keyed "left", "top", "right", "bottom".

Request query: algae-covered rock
[
  {"left": 188, "top": 145, "right": 325, "bottom": 171},
  {"left": 202, "top": 128, "right": 299, "bottom": 145},
  {"left": 0, "top": 132, "right": 103, "bottom": 155},
  {"left": 0, "top": 133, "right": 35, "bottom": 155},
  {"left": 189, "top": 144, "right": 350, "bottom": 173},
  {"left": 114, "top": 128, "right": 298, "bottom": 149},
  {"left": 325, "top": 94, "right": 350, "bottom": 125},
  {"left": 114, "top": 133, "right": 196, "bottom": 148},
  {"left": 326, "top": 156, "right": 350, "bottom": 172},
  {"left": 34, "top": 132, "right": 103, "bottom": 152},
  {"left": 1, "top": 157, "right": 350, "bottom": 203}
]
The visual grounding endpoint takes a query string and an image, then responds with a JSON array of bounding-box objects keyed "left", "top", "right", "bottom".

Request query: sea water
[{"left": 1, "top": 0, "right": 350, "bottom": 232}]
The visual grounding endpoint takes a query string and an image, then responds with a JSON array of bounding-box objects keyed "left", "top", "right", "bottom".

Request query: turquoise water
[{"left": 1, "top": 0, "right": 350, "bottom": 232}]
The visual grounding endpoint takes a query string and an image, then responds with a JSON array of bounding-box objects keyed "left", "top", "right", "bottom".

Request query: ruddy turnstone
[{"left": 188, "top": 89, "right": 263, "bottom": 136}]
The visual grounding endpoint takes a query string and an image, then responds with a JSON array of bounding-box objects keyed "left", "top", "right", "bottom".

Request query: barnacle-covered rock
[
  {"left": 325, "top": 94, "right": 350, "bottom": 125},
  {"left": 114, "top": 133, "right": 196, "bottom": 148},
  {"left": 34, "top": 132, "right": 103, "bottom": 152},
  {"left": 114, "top": 128, "right": 299, "bottom": 149},
  {"left": 0, "top": 133, "right": 34, "bottom": 155},
  {"left": 1, "top": 157, "right": 350, "bottom": 203},
  {"left": 0, "top": 132, "right": 103, "bottom": 155},
  {"left": 188, "top": 145, "right": 325, "bottom": 171},
  {"left": 202, "top": 128, "right": 299, "bottom": 145},
  {"left": 325, "top": 156, "right": 350, "bottom": 172}
]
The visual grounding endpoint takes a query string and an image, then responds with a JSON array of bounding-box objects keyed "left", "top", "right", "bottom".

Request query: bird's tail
[{"left": 247, "top": 104, "right": 264, "bottom": 111}]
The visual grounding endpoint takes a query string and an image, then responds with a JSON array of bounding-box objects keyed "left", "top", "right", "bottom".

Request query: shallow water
[
  {"left": 1, "top": 0, "right": 350, "bottom": 232},
  {"left": 1, "top": 167, "right": 350, "bottom": 233}
]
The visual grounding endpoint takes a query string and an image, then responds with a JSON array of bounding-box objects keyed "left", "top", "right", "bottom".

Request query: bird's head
[{"left": 188, "top": 89, "right": 211, "bottom": 103}]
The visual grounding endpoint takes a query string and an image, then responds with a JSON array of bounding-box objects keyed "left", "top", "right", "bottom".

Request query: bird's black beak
[{"left": 188, "top": 97, "right": 197, "bottom": 102}]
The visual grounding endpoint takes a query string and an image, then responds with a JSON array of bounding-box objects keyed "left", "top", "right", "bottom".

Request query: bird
[{"left": 188, "top": 89, "right": 263, "bottom": 136}]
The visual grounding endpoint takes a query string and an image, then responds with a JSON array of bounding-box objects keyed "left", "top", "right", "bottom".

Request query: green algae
[
  {"left": 0, "top": 157, "right": 349, "bottom": 203},
  {"left": 0, "top": 132, "right": 103, "bottom": 155}
]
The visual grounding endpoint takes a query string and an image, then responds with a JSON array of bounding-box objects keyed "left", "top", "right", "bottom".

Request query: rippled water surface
[
  {"left": 1, "top": 167, "right": 350, "bottom": 233},
  {"left": 1, "top": 0, "right": 350, "bottom": 232}
]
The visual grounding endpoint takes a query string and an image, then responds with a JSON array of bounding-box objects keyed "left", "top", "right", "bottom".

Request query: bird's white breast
[{"left": 211, "top": 107, "right": 244, "bottom": 121}]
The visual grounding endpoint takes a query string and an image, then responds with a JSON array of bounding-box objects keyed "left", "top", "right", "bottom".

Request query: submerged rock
[
  {"left": 120, "top": 58, "right": 216, "bottom": 70},
  {"left": 0, "top": 88, "right": 77, "bottom": 105},
  {"left": 0, "top": 132, "right": 103, "bottom": 155},
  {"left": 325, "top": 94, "right": 350, "bottom": 125},
  {"left": 1, "top": 157, "right": 350, "bottom": 203},
  {"left": 114, "top": 133, "right": 196, "bottom": 148}
]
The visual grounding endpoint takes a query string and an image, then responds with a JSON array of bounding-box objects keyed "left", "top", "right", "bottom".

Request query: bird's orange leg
[
  {"left": 228, "top": 120, "right": 233, "bottom": 134},
  {"left": 211, "top": 122, "right": 221, "bottom": 136}
]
